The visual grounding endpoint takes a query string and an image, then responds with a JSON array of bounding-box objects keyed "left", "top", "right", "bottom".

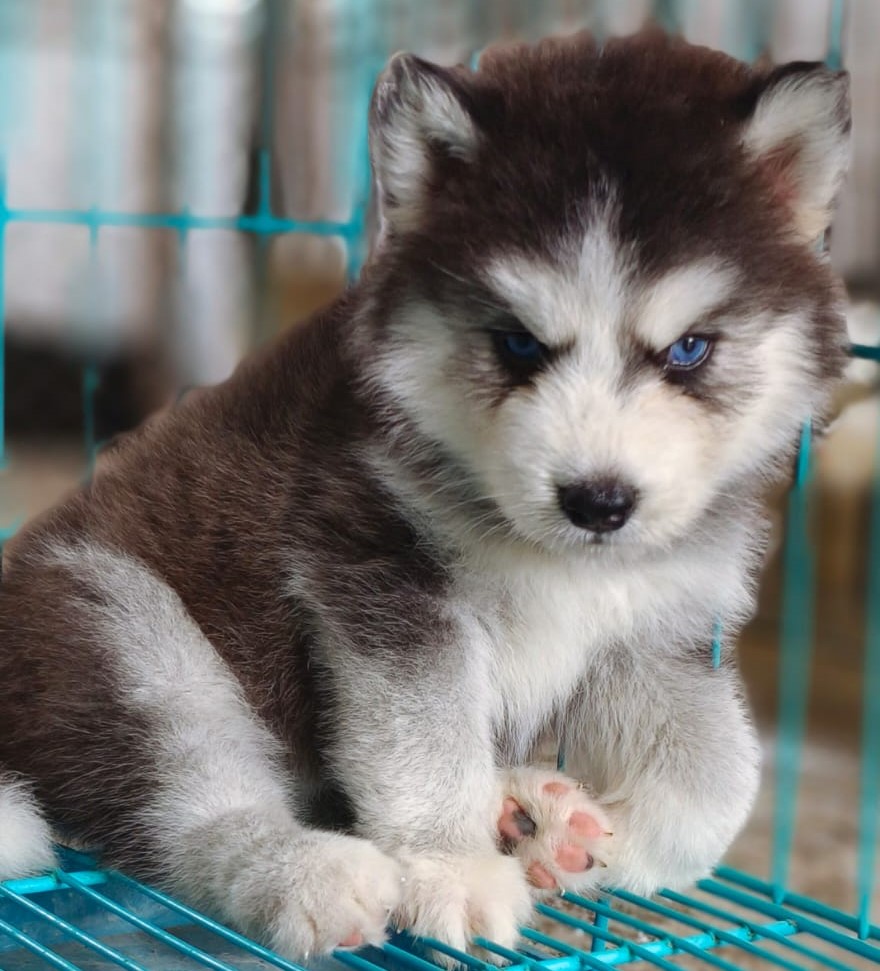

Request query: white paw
[
  {"left": 237, "top": 831, "right": 402, "bottom": 959},
  {"left": 394, "top": 850, "right": 532, "bottom": 961},
  {"left": 498, "top": 767, "right": 614, "bottom": 894},
  {"left": 0, "top": 780, "right": 57, "bottom": 881}
]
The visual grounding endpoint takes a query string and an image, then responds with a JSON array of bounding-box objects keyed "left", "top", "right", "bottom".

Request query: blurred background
[{"left": 0, "top": 0, "right": 877, "bottom": 934}]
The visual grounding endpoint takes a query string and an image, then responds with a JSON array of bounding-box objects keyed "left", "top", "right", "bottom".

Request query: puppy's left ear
[
  {"left": 369, "top": 53, "right": 478, "bottom": 237},
  {"left": 742, "top": 63, "right": 851, "bottom": 242}
]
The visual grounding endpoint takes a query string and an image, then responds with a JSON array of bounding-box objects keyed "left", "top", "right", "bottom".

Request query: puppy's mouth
[
  {"left": 572, "top": 526, "right": 632, "bottom": 551},
  {"left": 552, "top": 509, "right": 675, "bottom": 556},
  {"left": 541, "top": 515, "right": 638, "bottom": 553}
]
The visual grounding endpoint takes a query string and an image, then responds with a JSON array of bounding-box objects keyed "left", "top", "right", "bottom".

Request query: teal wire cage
[{"left": 1, "top": 0, "right": 879, "bottom": 968}]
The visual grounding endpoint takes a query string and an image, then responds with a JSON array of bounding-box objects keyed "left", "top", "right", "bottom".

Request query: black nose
[{"left": 558, "top": 480, "right": 637, "bottom": 532}]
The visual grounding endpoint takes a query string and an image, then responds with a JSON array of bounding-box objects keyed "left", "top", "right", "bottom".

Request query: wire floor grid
[{"left": 1, "top": 853, "right": 878, "bottom": 971}]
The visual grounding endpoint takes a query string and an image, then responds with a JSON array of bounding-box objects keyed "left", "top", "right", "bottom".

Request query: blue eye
[
  {"left": 502, "top": 332, "right": 542, "bottom": 359},
  {"left": 666, "top": 335, "right": 712, "bottom": 370},
  {"left": 490, "top": 322, "right": 549, "bottom": 380}
]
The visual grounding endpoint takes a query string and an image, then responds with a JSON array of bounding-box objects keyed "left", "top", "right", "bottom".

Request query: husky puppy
[{"left": 0, "top": 29, "right": 850, "bottom": 960}]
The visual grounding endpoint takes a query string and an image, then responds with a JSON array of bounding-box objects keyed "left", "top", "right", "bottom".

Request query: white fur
[
  {"left": 484, "top": 536, "right": 752, "bottom": 728},
  {"left": 716, "top": 312, "right": 816, "bottom": 483},
  {"left": 376, "top": 207, "right": 817, "bottom": 557},
  {"left": 634, "top": 261, "right": 739, "bottom": 350},
  {"left": 297, "top": 588, "right": 539, "bottom": 953},
  {"left": 564, "top": 650, "right": 761, "bottom": 894},
  {"left": 485, "top": 200, "right": 630, "bottom": 353},
  {"left": 454, "top": 515, "right": 756, "bottom": 759},
  {"left": 0, "top": 777, "right": 56, "bottom": 881},
  {"left": 394, "top": 850, "right": 532, "bottom": 958},
  {"left": 743, "top": 70, "right": 850, "bottom": 241},
  {"left": 478, "top": 350, "right": 720, "bottom": 551},
  {"left": 44, "top": 541, "right": 402, "bottom": 958}
]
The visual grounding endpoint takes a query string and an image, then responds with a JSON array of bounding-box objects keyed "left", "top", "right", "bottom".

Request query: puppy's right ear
[{"left": 369, "top": 53, "right": 478, "bottom": 236}]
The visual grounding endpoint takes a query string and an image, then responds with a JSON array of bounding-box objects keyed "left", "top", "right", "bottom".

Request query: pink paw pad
[
  {"left": 527, "top": 863, "right": 557, "bottom": 890},
  {"left": 569, "top": 810, "right": 605, "bottom": 839},
  {"left": 498, "top": 768, "right": 613, "bottom": 892},
  {"left": 555, "top": 842, "right": 593, "bottom": 873}
]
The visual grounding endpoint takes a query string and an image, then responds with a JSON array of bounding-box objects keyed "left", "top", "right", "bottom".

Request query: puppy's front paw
[
  {"left": 395, "top": 850, "right": 532, "bottom": 961},
  {"left": 235, "top": 831, "right": 402, "bottom": 958},
  {"left": 499, "top": 767, "right": 614, "bottom": 893}
]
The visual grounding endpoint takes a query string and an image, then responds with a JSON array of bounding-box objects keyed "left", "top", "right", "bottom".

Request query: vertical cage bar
[
  {"left": 0, "top": 157, "right": 6, "bottom": 469},
  {"left": 727, "top": 0, "right": 773, "bottom": 62},
  {"left": 770, "top": 421, "right": 816, "bottom": 897},
  {"left": 252, "top": 0, "right": 282, "bottom": 344},
  {"left": 76, "top": 0, "right": 123, "bottom": 475},
  {"left": 651, "top": 0, "right": 683, "bottom": 35},
  {"left": 826, "top": 0, "right": 847, "bottom": 70},
  {"left": 175, "top": 214, "right": 191, "bottom": 394},
  {"left": 83, "top": 221, "right": 101, "bottom": 475},
  {"left": 857, "top": 335, "right": 880, "bottom": 936},
  {"left": 591, "top": 898, "right": 610, "bottom": 954},
  {"left": 258, "top": 0, "right": 281, "bottom": 219},
  {"left": 711, "top": 617, "right": 723, "bottom": 669},
  {"left": 338, "top": 0, "right": 383, "bottom": 281}
]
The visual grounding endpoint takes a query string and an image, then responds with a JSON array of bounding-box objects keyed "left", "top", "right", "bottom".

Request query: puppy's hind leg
[
  {"left": 20, "top": 544, "right": 402, "bottom": 959},
  {"left": 0, "top": 772, "right": 56, "bottom": 880}
]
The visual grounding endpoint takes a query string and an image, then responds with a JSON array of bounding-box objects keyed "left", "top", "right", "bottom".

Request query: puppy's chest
[
  {"left": 468, "top": 567, "right": 632, "bottom": 730},
  {"left": 464, "top": 554, "right": 717, "bottom": 744},
  {"left": 491, "top": 595, "right": 591, "bottom": 718}
]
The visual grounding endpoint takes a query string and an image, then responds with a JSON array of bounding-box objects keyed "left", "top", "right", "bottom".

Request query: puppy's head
[{"left": 362, "top": 30, "right": 850, "bottom": 554}]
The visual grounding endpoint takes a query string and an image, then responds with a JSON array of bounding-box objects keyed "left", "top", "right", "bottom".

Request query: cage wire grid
[{"left": 0, "top": 0, "right": 879, "bottom": 969}]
